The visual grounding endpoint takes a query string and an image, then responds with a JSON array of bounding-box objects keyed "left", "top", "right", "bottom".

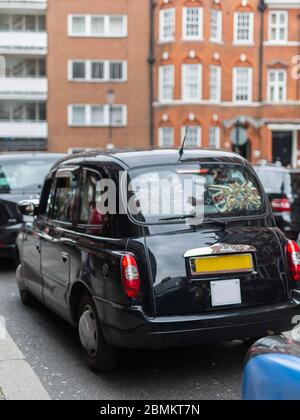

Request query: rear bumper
[
  {"left": 0, "top": 225, "right": 21, "bottom": 258},
  {"left": 95, "top": 295, "right": 300, "bottom": 350}
]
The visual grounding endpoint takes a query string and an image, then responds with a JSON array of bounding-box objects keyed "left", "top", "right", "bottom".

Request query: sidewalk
[{"left": 0, "top": 332, "right": 50, "bottom": 400}]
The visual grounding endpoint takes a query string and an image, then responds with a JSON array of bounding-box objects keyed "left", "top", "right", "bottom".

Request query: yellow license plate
[{"left": 191, "top": 254, "right": 254, "bottom": 275}]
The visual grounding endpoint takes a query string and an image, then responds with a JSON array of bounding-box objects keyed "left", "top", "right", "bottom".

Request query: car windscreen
[
  {"left": 254, "top": 167, "right": 300, "bottom": 198},
  {"left": 0, "top": 159, "right": 58, "bottom": 193},
  {"left": 127, "top": 163, "right": 265, "bottom": 224}
]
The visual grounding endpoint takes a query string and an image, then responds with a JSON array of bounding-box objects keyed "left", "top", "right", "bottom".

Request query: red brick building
[
  {"left": 47, "top": 0, "right": 150, "bottom": 153},
  {"left": 1, "top": 0, "right": 300, "bottom": 165},
  {"left": 153, "top": 0, "right": 300, "bottom": 165}
]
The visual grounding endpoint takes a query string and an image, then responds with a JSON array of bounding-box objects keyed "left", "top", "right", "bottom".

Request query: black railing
[{"left": 0, "top": 138, "right": 47, "bottom": 151}]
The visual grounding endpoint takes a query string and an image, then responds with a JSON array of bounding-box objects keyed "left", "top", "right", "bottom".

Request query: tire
[
  {"left": 19, "top": 288, "right": 36, "bottom": 307},
  {"left": 78, "top": 294, "right": 119, "bottom": 373}
]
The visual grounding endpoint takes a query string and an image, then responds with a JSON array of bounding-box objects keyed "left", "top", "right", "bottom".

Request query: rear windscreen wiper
[
  {"left": 159, "top": 216, "right": 227, "bottom": 229},
  {"left": 159, "top": 215, "right": 196, "bottom": 222},
  {"left": 201, "top": 218, "right": 227, "bottom": 228}
]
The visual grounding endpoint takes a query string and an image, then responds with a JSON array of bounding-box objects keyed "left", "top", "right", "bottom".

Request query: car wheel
[
  {"left": 19, "top": 289, "right": 36, "bottom": 307},
  {"left": 78, "top": 294, "right": 119, "bottom": 373}
]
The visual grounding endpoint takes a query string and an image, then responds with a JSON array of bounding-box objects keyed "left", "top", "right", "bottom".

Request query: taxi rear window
[{"left": 127, "top": 163, "right": 265, "bottom": 224}]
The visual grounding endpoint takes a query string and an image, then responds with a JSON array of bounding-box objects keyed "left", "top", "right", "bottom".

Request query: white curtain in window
[{"left": 72, "top": 16, "right": 85, "bottom": 34}]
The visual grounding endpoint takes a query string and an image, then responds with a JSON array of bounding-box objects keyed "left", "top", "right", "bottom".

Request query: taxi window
[
  {"left": 78, "top": 168, "right": 110, "bottom": 237},
  {"left": 127, "top": 163, "right": 265, "bottom": 224},
  {"left": 52, "top": 171, "right": 78, "bottom": 223}
]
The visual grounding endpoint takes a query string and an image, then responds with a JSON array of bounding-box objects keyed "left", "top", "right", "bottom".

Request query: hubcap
[{"left": 79, "top": 305, "right": 98, "bottom": 357}]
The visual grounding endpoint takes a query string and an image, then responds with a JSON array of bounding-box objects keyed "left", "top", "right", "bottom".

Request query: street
[{"left": 0, "top": 262, "right": 245, "bottom": 401}]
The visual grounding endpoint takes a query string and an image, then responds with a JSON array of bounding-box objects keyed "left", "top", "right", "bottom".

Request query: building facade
[
  {"left": 154, "top": 0, "right": 300, "bottom": 166},
  {"left": 46, "top": 0, "right": 150, "bottom": 153},
  {"left": 0, "top": 0, "right": 48, "bottom": 151},
  {"left": 1, "top": 0, "right": 300, "bottom": 165}
]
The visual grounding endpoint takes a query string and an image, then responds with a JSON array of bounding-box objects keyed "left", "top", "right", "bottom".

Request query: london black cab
[{"left": 16, "top": 150, "right": 300, "bottom": 372}]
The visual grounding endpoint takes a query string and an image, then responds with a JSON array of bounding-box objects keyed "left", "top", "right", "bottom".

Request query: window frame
[
  {"left": 268, "top": 11, "right": 288, "bottom": 44},
  {"left": 182, "top": 63, "right": 202, "bottom": 102},
  {"left": 73, "top": 165, "right": 117, "bottom": 239},
  {"left": 77, "top": 167, "right": 105, "bottom": 228},
  {"left": 181, "top": 126, "right": 202, "bottom": 148},
  {"left": 209, "top": 126, "right": 221, "bottom": 149},
  {"left": 68, "top": 14, "right": 128, "bottom": 38},
  {"left": 159, "top": 64, "right": 175, "bottom": 103},
  {"left": 233, "top": 67, "right": 253, "bottom": 104},
  {"left": 210, "top": 9, "right": 222, "bottom": 43},
  {"left": 68, "top": 60, "right": 127, "bottom": 83},
  {"left": 50, "top": 166, "right": 80, "bottom": 226},
  {"left": 158, "top": 127, "right": 174, "bottom": 148},
  {"left": 37, "top": 172, "right": 57, "bottom": 220},
  {"left": 233, "top": 12, "right": 254, "bottom": 45},
  {"left": 159, "top": 8, "right": 175, "bottom": 43},
  {"left": 68, "top": 104, "right": 127, "bottom": 127},
  {"left": 267, "top": 69, "right": 287, "bottom": 103},
  {"left": 182, "top": 7, "right": 204, "bottom": 41},
  {"left": 209, "top": 65, "right": 222, "bottom": 103},
  {"left": 0, "top": 14, "right": 46, "bottom": 32}
]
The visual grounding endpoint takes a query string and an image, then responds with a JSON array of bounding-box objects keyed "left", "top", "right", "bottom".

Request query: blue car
[{"left": 243, "top": 332, "right": 300, "bottom": 400}]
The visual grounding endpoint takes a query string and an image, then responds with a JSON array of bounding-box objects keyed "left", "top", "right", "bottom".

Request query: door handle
[{"left": 61, "top": 252, "right": 69, "bottom": 263}]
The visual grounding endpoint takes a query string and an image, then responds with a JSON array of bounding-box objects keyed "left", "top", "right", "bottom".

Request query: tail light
[
  {"left": 121, "top": 255, "right": 141, "bottom": 299},
  {"left": 286, "top": 241, "right": 300, "bottom": 282},
  {"left": 271, "top": 198, "right": 291, "bottom": 213}
]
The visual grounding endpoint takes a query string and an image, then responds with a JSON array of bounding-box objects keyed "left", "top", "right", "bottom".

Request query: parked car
[
  {"left": 0, "top": 153, "right": 65, "bottom": 263},
  {"left": 243, "top": 333, "right": 300, "bottom": 400},
  {"left": 254, "top": 163, "right": 300, "bottom": 240},
  {"left": 16, "top": 149, "right": 300, "bottom": 372}
]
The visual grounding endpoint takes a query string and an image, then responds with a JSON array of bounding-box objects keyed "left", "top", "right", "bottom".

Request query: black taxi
[{"left": 16, "top": 149, "right": 300, "bottom": 372}]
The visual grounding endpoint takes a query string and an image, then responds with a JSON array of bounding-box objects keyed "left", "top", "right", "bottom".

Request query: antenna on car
[{"left": 178, "top": 126, "right": 189, "bottom": 161}]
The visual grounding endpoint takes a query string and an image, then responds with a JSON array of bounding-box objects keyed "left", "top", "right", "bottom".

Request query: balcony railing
[
  {"left": 0, "top": 138, "right": 47, "bottom": 151},
  {"left": 0, "top": 31, "right": 47, "bottom": 53},
  {"left": 0, "top": 1, "right": 47, "bottom": 11},
  {"left": 0, "top": 121, "right": 47, "bottom": 137},
  {"left": 265, "top": 0, "right": 300, "bottom": 4},
  {"left": 0, "top": 77, "right": 47, "bottom": 99}
]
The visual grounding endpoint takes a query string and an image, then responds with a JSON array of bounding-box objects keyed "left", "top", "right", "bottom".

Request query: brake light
[
  {"left": 121, "top": 255, "right": 141, "bottom": 299},
  {"left": 271, "top": 198, "right": 291, "bottom": 213},
  {"left": 287, "top": 241, "right": 300, "bottom": 282}
]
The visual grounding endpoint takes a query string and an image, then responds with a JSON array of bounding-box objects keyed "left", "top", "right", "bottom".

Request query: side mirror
[{"left": 18, "top": 200, "right": 39, "bottom": 217}]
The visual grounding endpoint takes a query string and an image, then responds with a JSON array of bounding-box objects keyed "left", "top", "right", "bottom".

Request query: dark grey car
[{"left": 0, "top": 153, "right": 64, "bottom": 262}]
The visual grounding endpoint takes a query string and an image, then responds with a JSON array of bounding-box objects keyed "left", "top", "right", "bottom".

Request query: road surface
[{"left": 0, "top": 262, "right": 245, "bottom": 400}]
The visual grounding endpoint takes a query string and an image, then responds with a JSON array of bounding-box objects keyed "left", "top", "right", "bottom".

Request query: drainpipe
[
  {"left": 258, "top": 0, "right": 266, "bottom": 103},
  {"left": 257, "top": 0, "right": 267, "bottom": 163},
  {"left": 148, "top": 0, "right": 156, "bottom": 148}
]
